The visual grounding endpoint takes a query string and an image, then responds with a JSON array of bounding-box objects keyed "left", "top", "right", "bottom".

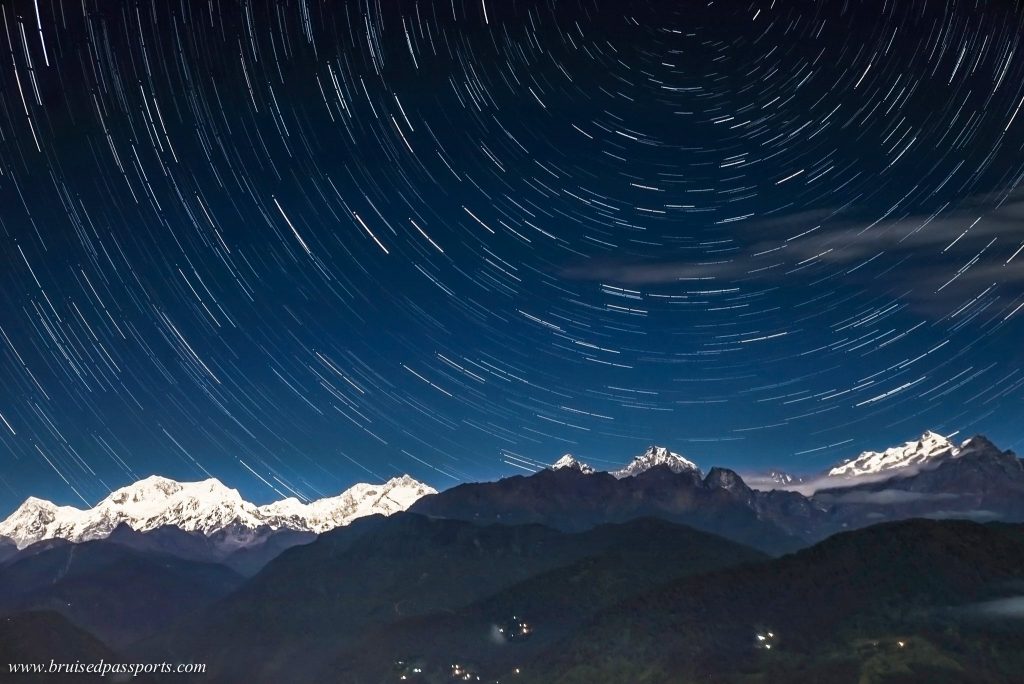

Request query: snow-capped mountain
[
  {"left": 0, "top": 474, "right": 435, "bottom": 550},
  {"left": 827, "top": 431, "right": 958, "bottom": 478},
  {"left": 257, "top": 475, "right": 433, "bottom": 533},
  {"left": 550, "top": 454, "right": 595, "bottom": 474},
  {"left": 612, "top": 445, "right": 701, "bottom": 479}
]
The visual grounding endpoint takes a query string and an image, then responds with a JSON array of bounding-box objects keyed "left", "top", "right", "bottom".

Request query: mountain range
[
  {"left": 515, "top": 518, "right": 1024, "bottom": 684},
  {"left": 0, "top": 474, "right": 435, "bottom": 552},
  {"left": 0, "top": 431, "right": 1022, "bottom": 682},
  {"left": 825, "top": 430, "right": 962, "bottom": 478},
  {"left": 136, "top": 514, "right": 767, "bottom": 683},
  {"left": 2, "top": 431, "right": 1021, "bottom": 561},
  {"left": 411, "top": 431, "right": 1024, "bottom": 552}
]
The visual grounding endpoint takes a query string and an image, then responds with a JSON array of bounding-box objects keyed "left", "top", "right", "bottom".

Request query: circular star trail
[{"left": 2, "top": 0, "right": 1024, "bottom": 506}]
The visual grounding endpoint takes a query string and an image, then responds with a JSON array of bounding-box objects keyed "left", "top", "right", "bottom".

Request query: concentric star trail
[{"left": 1, "top": 0, "right": 1023, "bottom": 507}]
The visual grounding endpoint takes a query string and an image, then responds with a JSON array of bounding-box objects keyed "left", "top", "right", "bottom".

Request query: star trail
[{"left": 2, "top": 0, "right": 1024, "bottom": 508}]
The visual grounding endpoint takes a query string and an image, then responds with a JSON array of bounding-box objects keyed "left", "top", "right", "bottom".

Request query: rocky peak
[
  {"left": 958, "top": 435, "right": 1002, "bottom": 455},
  {"left": 704, "top": 468, "right": 755, "bottom": 504}
]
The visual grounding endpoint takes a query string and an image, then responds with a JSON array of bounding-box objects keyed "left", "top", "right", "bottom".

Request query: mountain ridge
[
  {"left": 412, "top": 431, "right": 1024, "bottom": 551},
  {"left": 0, "top": 474, "right": 435, "bottom": 550},
  {"left": 514, "top": 518, "right": 1024, "bottom": 684},
  {"left": 3, "top": 430, "right": 1019, "bottom": 555},
  {"left": 826, "top": 430, "right": 960, "bottom": 478}
]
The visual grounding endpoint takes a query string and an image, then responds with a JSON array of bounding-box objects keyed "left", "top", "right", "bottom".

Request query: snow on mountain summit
[
  {"left": 0, "top": 497, "right": 89, "bottom": 550},
  {"left": 612, "top": 445, "right": 701, "bottom": 479},
  {"left": 550, "top": 454, "right": 595, "bottom": 474},
  {"left": 0, "top": 474, "right": 436, "bottom": 549},
  {"left": 827, "top": 431, "right": 958, "bottom": 478},
  {"left": 260, "top": 475, "right": 436, "bottom": 533},
  {"left": 88, "top": 475, "right": 272, "bottom": 540}
]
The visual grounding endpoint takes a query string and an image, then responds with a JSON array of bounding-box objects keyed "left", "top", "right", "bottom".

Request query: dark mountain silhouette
[
  {"left": 220, "top": 527, "right": 317, "bottom": 576},
  {"left": 1, "top": 537, "right": 74, "bottom": 567},
  {"left": 103, "top": 522, "right": 315, "bottom": 576},
  {"left": 516, "top": 519, "right": 1024, "bottom": 684},
  {"left": 0, "top": 535, "right": 16, "bottom": 564},
  {"left": 410, "top": 465, "right": 809, "bottom": 554},
  {"left": 139, "top": 514, "right": 762, "bottom": 682},
  {"left": 104, "top": 522, "right": 223, "bottom": 563},
  {"left": 0, "top": 538, "right": 244, "bottom": 647},
  {"left": 324, "top": 518, "right": 766, "bottom": 683},
  {"left": 407, "top": 436, "right": 1024, "bottom": 556}
]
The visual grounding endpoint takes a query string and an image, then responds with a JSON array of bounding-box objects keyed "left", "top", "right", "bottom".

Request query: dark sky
[{"left": 2, "top": 0, "right": 1024, "bottom": 509}]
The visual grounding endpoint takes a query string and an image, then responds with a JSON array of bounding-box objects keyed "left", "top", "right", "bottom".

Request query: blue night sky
[{"left": 2, "top": 0, "right": 1024, "bottom": 510}]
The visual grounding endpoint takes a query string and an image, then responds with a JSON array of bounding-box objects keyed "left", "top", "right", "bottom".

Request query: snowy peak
[
  {"left": 550, "top": 454, "right": 595, "bottom": 474},
  {"left": 612, "top": 445, "right": 701, "bottom": 479},
  {"left": 0, "top": 474, "right": 436, "bottom": 550},
  {"left": 97, "top": 476, "right": 251, "bottom": 528},
  {"left": 0, "top": 497, "right": 88, "bottom": 549},
  {"left": 827, "top": 431, "right": 958, "bottom": 478},
  {"left": 102, "top": 475, "right": 243, "bottom": 506},
  {"left": 263, "top": 475, "right": 437, "bottom": 533}
]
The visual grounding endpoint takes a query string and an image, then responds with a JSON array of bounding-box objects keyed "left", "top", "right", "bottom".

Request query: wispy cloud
[
  {"left": 962, "top": 595, "right": 1024, "bottom": 618},
  {"left": 560, "top": 258, "right": 732, "bottom": 284},
  {"left": 562, "top": 192, "right": 1024, "bottom": 319},
  {"left": 819, "top": 489, "right": 960, "bottom": 505},
  {"left": 921, "top": 509, "right": 1003, "bottom": 521}
]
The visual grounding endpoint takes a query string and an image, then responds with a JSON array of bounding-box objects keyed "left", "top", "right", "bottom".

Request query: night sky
[{"left": 2, "top": 0, "right": 1024, "bottom": 509}]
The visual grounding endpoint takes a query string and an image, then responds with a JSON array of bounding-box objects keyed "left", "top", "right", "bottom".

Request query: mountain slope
[
  {"left": 98, "top": 522, "right": 315, "bottom": 576},
  {"left": 519, "top": 519, "right": 1024, "bottom": 684},
  {"left": 140, "top": 514, "right": 760, "bottom": 683},
  {"left": 0, "top": 539, "right": 244, "bottom": 647},
  {"left": 0, "top": 611, "right": 119, "bottom": 683},
  {"left": 0, "top": 535, "right": 16, "bottom": 563},
  {"left": 327, "top": 518, "right": 767, "bottom": 682}
]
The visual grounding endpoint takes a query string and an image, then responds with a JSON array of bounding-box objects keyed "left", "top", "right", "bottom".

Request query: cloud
[
  {"left": 561, "top": 191, "right": 1024, "bottom": 318},
  {"left": 820, "top": 489, "right": 960, "bottom": 505},
  {"left": 755, "top": 466, "right": 941, "bottom": 496},
  {"left": 741, "top": 476, "right": 799, "bottom": 491},
  {"left": 963, "top": 596, "right": 1024, "bottom": 618},
  {"left": 921, "top": 509, "right": 1003, "bottom": 521},
  {"left": 560, "top": 258, "right": 733, "bottom": 285}
]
